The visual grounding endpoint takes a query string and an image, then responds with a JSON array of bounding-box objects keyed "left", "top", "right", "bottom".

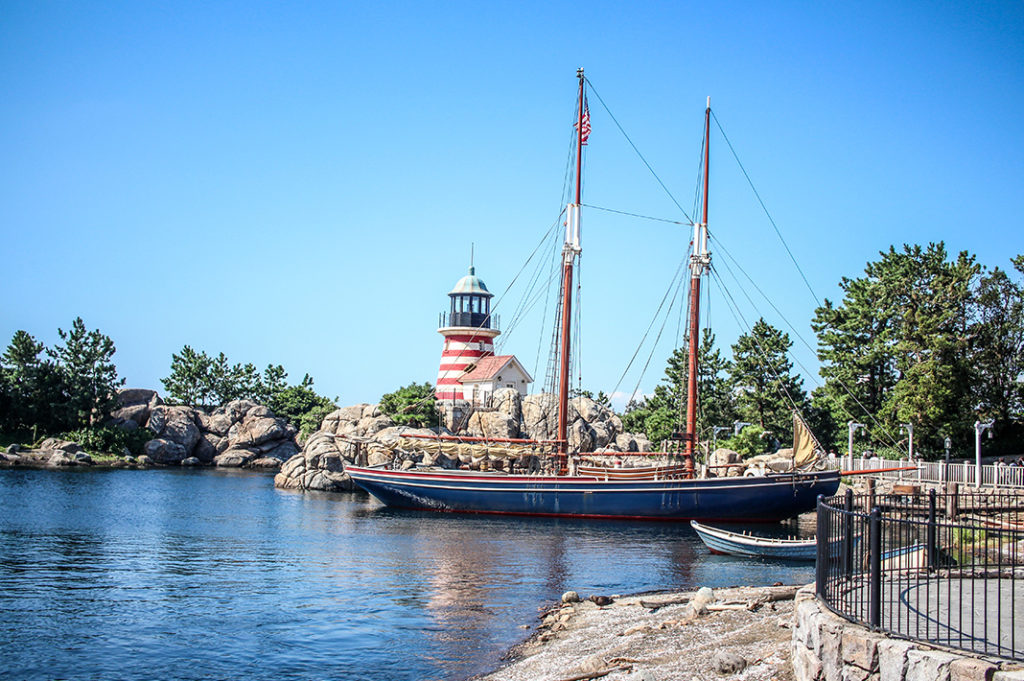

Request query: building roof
[
  {"left": 458, "top": 355, "right": 533, "bottom": 384},
  {"left": 448, "top": 266, "right": 493, "bottom": 297}
]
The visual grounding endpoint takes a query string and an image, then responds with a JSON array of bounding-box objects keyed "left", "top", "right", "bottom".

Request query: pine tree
[
  {"left": 50, "top": 318, "right": 124, "bottom": 427},
  {"left": 730, "top": 319, "right": 807, "bottom": 439}
]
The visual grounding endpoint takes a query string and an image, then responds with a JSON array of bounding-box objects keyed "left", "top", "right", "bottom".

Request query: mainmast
[
  {"left": 556, "top": 68, "right": 585, "bottom": 474},
  {"left": 684, "top": 97, "right": 712, "bottom": 475}
]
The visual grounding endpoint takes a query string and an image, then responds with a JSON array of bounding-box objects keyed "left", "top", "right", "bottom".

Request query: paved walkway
[{"left": 832, "top": 576, "right": 1024, "bottom": 660}]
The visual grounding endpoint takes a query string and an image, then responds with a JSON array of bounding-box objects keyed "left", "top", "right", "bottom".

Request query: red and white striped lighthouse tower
[{"left": 435, "top": 266, "right": 500, "bottom": 403}]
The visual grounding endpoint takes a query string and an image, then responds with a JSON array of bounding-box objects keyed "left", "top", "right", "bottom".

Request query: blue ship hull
[{"left": 345, "top": 466, "right": 840, "bottom": 522}]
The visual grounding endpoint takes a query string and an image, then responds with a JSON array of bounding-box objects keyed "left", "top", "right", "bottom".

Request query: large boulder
[
  {"left": 570, "top": 396, "right": 614, "bottom": 424},
  {"left": 522, "top": 393, "right": 557, "bottom": 441},
  {"left": 567, "top": 419, "right": 595, "bottom": 453},
  {"left": 111, "top": 389, "right": 162, "bottom": 429},
  {"left": 144, "top": 438, "right": 188, "bottom": 464},
  {"left": 465, "top": 411, "right": 520, "bottom": 440},
  {"left": 491, "top": 388, "right": 522, "bottom": 423},
  {"left": 147, "top": 405, "right": 201, "bottom": 455},
  {"left": 39, "top": 438, "right": 84, "bottom": 454},
  {"left": 227, "top": 416, "right": 289, "bottom": 448},
  {"left": 214, "top": 448, "right": 257, "bottom": 467},
  {"left": 273, "top": 431, "right": 356, "bottom": 492}
]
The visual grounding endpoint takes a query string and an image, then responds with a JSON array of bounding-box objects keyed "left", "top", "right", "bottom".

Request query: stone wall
[{"left": 792, "top": 585, "right": 1021, "bottom": 681}]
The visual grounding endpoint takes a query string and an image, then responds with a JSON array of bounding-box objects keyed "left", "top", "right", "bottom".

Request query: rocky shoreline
[{"left": 476, "top": 584, "right": 803, "bottom": 681}]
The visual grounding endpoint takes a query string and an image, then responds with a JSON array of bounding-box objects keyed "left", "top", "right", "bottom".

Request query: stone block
[
  {"left": 993, "top": 670, "right": 1024, "bottom": 681},
  {"left": 878, "top": 639, "right": 914, "bottom": 681},
  {"left": 905, "top": 649, "right": 959, "bottom": 681},
  {"left": 792, "top": 643, "right": 823, "bottom": 681},
  {"left": 821, "top": 620, "right": 844, "bottom": 681},
  {"left": 842, "top": 630, "right": 881, "bottom": 671},
  {"left": 949, "top": 658, "right": 995, "bottom": 681},
  {"left": 843, "top": 666, "right": 872, "bottom": 681}
]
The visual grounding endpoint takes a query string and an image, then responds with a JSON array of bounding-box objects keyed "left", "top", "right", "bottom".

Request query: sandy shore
[{"left": 476, "top": 585, "right": 802, "bottom": 681}]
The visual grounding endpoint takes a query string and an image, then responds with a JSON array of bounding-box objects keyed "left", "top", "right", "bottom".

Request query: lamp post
[
  {"left": 848, "top": 421, "right": 866, "bottom": 472},
  {"left": 733, "top": 421, "right": 753, "bottom": 436},
  {"left": 900, "top": 423, "right": 914, "bottom": 463},
  {"left": 974, "top": 420, "right": 995, "bottom": 488},
  {"left": 944, "top": 436, "right": 951, "bottom": 484},
  {"left": 712, "top": 426, "right": 730, "bottom": 453}
]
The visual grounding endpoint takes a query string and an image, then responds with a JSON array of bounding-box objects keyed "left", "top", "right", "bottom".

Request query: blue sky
[{"left": 2, "top": 1, "right": 1022, "bottom": 410}]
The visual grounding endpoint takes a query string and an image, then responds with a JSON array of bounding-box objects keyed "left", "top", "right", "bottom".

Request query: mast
[
  {"left": 556, "top": 68, "right": 585, "bottom": 474},
  {"left": 684, "top": 97, "right": 712, "bottom": 475}
]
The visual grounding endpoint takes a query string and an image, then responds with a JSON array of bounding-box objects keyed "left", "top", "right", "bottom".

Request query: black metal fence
[{"left": 816, "top": 489, "right": 1024, "bottom": 661}]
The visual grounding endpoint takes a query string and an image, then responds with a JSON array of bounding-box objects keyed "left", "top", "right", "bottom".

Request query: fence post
[
  {"left": 927, "top": 488, "right": 937, "bottom": 571},
  {"left": 816, "top": 494, "right": 827, "bottom": 597},
  {"left": 866, "top": 477, "right": 876, "bottom": 514},
  {"left": 946, "top": 482, "right": 959, "bottom": 520},
  {"left": 842, "top": 488, "right": 853, "bottom": 580},
  {"left": 869, "top": 507, "right": 881, "bottom": 629}
]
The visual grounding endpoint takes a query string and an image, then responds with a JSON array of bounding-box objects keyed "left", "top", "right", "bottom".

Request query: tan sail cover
[
  {"left": 792, "top": 412, "right": 822, "bottom": 468},
  {"left": 396, "top": 436, "right": 554, "bottom": 459}
]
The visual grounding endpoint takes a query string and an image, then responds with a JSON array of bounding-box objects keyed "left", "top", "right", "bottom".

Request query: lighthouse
[{"left": 435, "top": 266, "right": 500, "bottom": 404}]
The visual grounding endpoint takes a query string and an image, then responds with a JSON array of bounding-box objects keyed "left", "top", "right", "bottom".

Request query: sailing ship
[{"left": 345, "top": 69, "right": 840, "bottom": 521}]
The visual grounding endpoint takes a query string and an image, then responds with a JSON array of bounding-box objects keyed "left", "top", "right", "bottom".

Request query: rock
[
  {"left": 204, "top": 413, "right": 234, "bottom": 436},
  {"left": 181, "top": 457, "right": 201, "bottom": 466},
  {"left": 522, "top": 393, "right": 557, "bottom": 440},
  {"left": 214, "top": 448, "right": 256, "bottom": 467},
  {"left": 615, "top": 433, "right": 639, "bottom": 452},
  {"left": 147, "top": 406, "right": 201, "bottom": 455},
  {"left": 144, "top": 438, "right": 188, "bottom": 464},
  {"left": 48, "top": 451, "right": 76, "bottom": 467},
  {"left": 356, "top": 415, "right": 395, "bottom": 437},
  {"left": 589, "top": 595, "right": 614, "bottom": 606},
  {"left": 491, "top": 388, "right": 523, "bottom": 422},
  {"left": 712, "top": 651, "right": 747, "bottom": 675},
  {"left": 568, "top": 419, "right": 595, "bottom": 453},
  {"left": 249, "top": 457, "right": 284, "bottom": 469},
  {"left": 562, "top": 591, "right": 582, "bottom": 604},
  {"left": 227, "top": 416, "right": 289, "bottom": 448},
  {"left": 710, "top": 448, "right": 741, "bottom": 469},
  {"left": 246, "top": 405, "right": 273, "bottom": 419},
  {"left": 137, "top": 455, "right": 154, "bottom": 466},
  {"left": 570, "top": 396, "right": 614, "bottom": 424},
  {"left": 40, "top": 438, "right": 83, "bottom": 454},
  {"left": 259, "top": 440, "right": 299, "bottom": 461},
  {"left": 949, "top": 658, "right": 996, "bottom": 681},
  {"left": 6, "top": 443, "right": 20, "bottom": 454},
  {"left": 692, "top": 586, "right": 716, "bottom": 608},
  {"left": 590, "top": 421, "right": 614, "bottom": 450},
  {"left": 193, "top": 435, "right": 219, "bottom": 463},
  {"left": 465, "top": 411, "right": 520, "bottom": 439},
  {"left": 73, "top": 452, "right": 93, "bottom": 465}
]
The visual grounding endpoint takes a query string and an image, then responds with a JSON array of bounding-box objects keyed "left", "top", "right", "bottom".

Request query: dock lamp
[
  {"left": 712, "top": 426, "right": 731, "bottom": 453},
  {"left": 900, "top": 423, "right": 914, "bottom": 462},
  {"left": 974, "top": 420, "right": 995, "bottom": 488},
  {"left": 733, "top": 421, "right": 753, "bottom": 436},
  {"left": 944, "top": 436, "right": 952, "bottom": 484},
  {"left": 847, "top": 421, "right": 866, "bottom": 471}
]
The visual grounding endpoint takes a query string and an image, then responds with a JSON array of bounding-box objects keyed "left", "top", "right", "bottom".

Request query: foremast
[
  {"left": 684, "top": 98, "right": 712, "bottom": 474},
  {"left": 556, "top": 68, "right": 586, "bottom": 475}
]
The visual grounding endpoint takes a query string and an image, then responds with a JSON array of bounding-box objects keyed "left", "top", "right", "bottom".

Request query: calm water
[{"left": 0, "top": 469, "right": 815, "bottom": 680}]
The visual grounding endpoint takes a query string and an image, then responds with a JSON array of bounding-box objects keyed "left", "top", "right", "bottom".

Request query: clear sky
[{"left": 2, "top": 1, "right": 1022, "bottom": 410}]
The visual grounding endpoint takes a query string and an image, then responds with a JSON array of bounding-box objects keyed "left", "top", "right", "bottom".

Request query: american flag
[{"left": 576, "top": 98, "right": 591, "bottom": 145}]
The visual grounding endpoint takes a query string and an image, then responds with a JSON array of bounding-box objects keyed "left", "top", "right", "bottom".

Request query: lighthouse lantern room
[{"left": 435, "top": 266, "right": 501, "bottom": 405}]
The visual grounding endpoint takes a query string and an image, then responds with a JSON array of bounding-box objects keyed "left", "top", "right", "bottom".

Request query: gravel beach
[{"left": 477, "top": 585, "right": 801, "bottom": 681}]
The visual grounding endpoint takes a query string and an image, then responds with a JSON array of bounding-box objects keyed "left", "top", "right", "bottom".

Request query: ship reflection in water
[{"left": 0, "top": 469, "right": 814, "bottom": 681}]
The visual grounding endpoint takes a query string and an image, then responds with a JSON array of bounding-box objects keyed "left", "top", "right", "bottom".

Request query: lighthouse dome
[{"left": 448, "top": 266, "right": 493, "bottom": 297}]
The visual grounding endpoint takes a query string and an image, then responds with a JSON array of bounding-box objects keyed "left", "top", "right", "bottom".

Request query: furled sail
[{"left": 792, "top": 411, "right": 823, "bottom": 469}]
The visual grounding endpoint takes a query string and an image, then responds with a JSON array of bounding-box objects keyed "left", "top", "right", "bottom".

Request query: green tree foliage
[
  {"left": 379, "top": 382, "right": 439, "bottom": 428},
  {"left": 50, "top": 318, "right": 124, "bottom": 428},
  {"left": 0, "top": 330, "right": 69, "bottom": 434},
  {"left": 971, "top": 256, "right": 1024, "bottom": 424},
  {"left": 621, "top": 330, "right": 734, "bottom": 445},
  {"left": 717, "top": 424, "right": 772, "bottom": 457},
  {"left": 161, "top": 347, "right": 336, "bottom": 431},
  {"left": 812, "top": 243, "right": 980, "bottom": 453},
  {"left": 266, "top": 374, "right": 337, "bottom": 435},
  {"left": 730, "top": 319, "right": 807, "bottom": 439}
]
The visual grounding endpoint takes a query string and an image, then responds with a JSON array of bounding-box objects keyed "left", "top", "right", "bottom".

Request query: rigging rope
[
  {"left": 585, "top": 79, "right": 695, "bottom": 225},
  {"left": 711, "top": 111, "right": 821, "bottom": 308}
]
